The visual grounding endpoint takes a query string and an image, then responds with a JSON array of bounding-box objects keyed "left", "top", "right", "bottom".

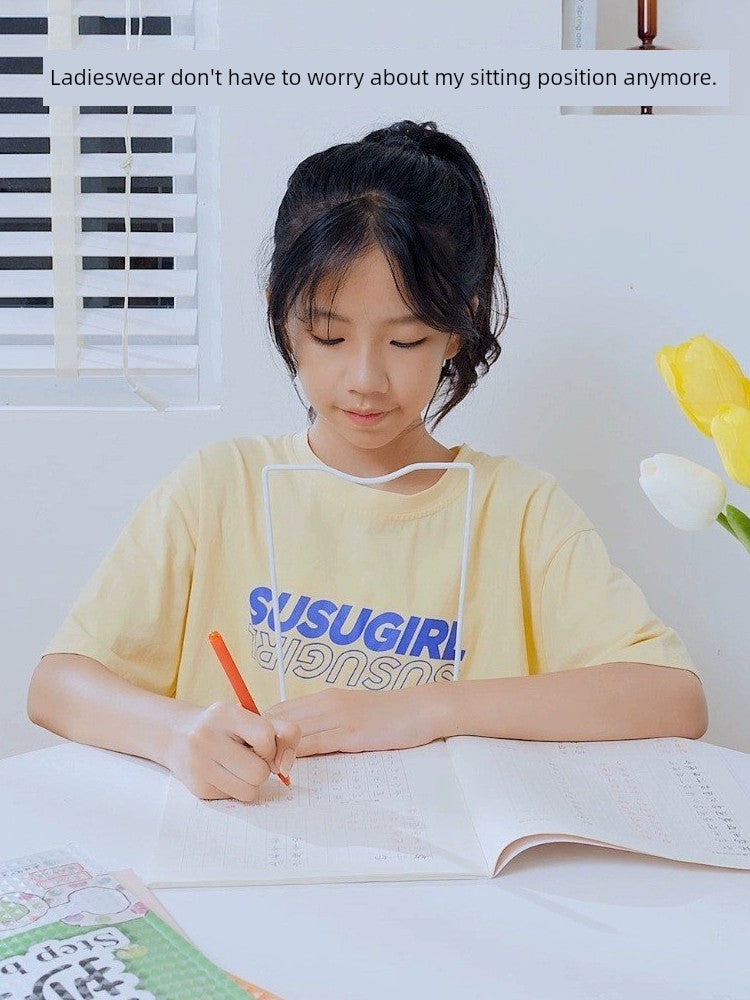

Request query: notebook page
[
  {"left": 149, "top": 743, "right": 487, "bottom": 886},
  {"left": 447, "top": 736, "right": 750, "bottom": 872}
]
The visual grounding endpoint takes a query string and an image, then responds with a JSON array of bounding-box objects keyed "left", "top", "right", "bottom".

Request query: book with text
[{"left": 149, "top": 736, "right": 750, "bottom": 887}]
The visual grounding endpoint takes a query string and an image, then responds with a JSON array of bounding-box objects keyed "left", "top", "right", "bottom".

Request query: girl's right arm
[{"left": 27, "top": 654, "right": 300, "bottom": 802}]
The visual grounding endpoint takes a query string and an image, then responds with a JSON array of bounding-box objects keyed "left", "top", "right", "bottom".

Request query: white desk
[{"left": 3, "top": 742, "right": 750, "bottom": 1000}]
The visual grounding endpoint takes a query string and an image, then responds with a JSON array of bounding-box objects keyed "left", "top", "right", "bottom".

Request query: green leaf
[
  {"left": 717, "top": 511, "right": 737, "bottom": 536},
  {"left": 724, "top": 504, "right": 750, "bottom": 556}
]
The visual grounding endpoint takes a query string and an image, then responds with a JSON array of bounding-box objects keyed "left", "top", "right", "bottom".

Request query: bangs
[{"left": 279, "top": 197, "right": 474, "bottom": 344}]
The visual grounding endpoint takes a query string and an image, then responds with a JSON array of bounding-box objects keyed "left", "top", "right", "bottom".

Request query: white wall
[{"left": 3, "top": 0, "right": 747, "bottom": 757}]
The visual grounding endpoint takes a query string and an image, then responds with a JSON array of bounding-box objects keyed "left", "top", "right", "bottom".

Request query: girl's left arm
[
  {"left": 264, "top": 661, "right": 708, "bottom": 756},
  {"left": 435, "top": 661, "right": 708, "bottom": 742}
]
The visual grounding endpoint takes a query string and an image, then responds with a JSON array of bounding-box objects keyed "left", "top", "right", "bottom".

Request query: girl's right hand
[{"left": 166, "top": 701, "right": 301, "bottom": 802}]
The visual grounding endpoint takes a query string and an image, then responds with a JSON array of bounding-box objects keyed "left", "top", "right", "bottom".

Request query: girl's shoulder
[
  {"left": 154, "top": 434, "right": 298, "bottom": 514},
  {"left": 460, "top": 442, "right": 595, "bottom": 536},
  {"left": 173, "top": 433, "right": 300, "bottom": 481},
  {"left": 459, "top": 441, "right": 557, "bottom": 498}
]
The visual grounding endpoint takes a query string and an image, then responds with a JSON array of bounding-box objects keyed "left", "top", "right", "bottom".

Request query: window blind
[{"left": 0, "top": 2, "right": 218, "bottom": 408}]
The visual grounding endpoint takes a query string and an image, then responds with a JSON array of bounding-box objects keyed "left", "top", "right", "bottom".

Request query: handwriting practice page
[
  {"left": 448, "top": 737, "right": 750, "bottom": 872},
  {"left": 150, "top": 743, "right": 487, "bottom": 886}
]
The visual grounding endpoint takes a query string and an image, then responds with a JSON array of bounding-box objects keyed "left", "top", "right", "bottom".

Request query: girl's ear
[
  {"left": 265, "top": 287, "right": 271, "bottom": 306},
  {"left": 471, "top": 294, "right": 478, "bottom": 315},
  {"left": 445, "top": 332, "right": 461, "bottom": 361}
]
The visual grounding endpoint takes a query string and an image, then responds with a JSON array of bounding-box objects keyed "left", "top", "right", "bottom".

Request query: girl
[{"left": 28, "top": 120, "right": 708, "bottom": 803}]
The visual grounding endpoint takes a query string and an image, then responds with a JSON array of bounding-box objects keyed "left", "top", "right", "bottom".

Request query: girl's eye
[
  {"left": 392, "top": 339, "right": 426, "bottom": 349},
  {"left": 309, "top": 334, "right": 427, "bottom": 349},
  {"left": 310, "top": 334, "right": 344, "bottom": 346}
]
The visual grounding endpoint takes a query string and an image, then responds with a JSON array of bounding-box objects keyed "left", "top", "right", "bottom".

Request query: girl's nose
[{"left": 347, "top": 349, "right": 390, "bottom": 395}]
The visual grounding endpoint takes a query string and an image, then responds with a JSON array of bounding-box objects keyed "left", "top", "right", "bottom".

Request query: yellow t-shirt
[{"left": 43, "top": 432, "right": 698, "bottom": 709}]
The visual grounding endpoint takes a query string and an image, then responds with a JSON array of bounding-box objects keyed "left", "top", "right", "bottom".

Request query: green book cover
[{"left": 0, "top": 849, "right": 252, "bottom": 1000}]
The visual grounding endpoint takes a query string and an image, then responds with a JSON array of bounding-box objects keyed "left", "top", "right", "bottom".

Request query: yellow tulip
[
  {"left": 656, "top": 334, "right": 750, "bottom": 436},
  {"left": 711, "top": 403, "right": 750, "bottom": 487}
]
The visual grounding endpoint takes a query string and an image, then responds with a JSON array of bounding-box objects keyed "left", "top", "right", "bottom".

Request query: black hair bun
[{"left": 375, "top": 120, "right": 439, "bottom": 155}]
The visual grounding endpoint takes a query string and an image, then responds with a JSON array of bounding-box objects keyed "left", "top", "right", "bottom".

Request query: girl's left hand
[{"left": 263, "top": 687, "right": 447, "bottom": 757}]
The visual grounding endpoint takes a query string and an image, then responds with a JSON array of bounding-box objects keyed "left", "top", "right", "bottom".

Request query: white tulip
[{"left": 639, "top": 453, "right": 727, "bottom": 531}]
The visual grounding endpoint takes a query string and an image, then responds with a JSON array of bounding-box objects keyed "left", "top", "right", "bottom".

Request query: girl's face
[{"left": 286, "top": 246, "right": 460, "bottom": 460}]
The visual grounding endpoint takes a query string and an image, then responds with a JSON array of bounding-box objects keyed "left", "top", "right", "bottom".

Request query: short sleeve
[
  {"left": 538, "top": 527, "right": 698, "bottom": 679},
  {"left": 41, "top": 451, "right": 200, "bottom": 696}
]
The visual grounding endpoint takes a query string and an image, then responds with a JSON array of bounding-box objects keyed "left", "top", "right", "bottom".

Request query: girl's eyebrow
[{"left": 309, "top": 305, "right": 419, "bottom": 326}]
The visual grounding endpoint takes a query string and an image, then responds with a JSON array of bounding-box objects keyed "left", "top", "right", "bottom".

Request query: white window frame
[{"left": 0, "top": 2, "right": 221, "bottom": 411}]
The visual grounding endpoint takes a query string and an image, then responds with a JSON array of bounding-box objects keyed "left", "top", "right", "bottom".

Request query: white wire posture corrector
[{"left": 261, "top": 462, "right": 475, "bottom": 702}]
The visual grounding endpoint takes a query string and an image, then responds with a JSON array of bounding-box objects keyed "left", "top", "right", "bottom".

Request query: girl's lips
[{"left": 342, "top": 409, "right": 388, "bottom": 424}]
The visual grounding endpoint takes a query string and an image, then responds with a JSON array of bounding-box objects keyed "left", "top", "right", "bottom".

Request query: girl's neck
[{"left": 306, "top": 419, "right": 457, "bottom": 488}]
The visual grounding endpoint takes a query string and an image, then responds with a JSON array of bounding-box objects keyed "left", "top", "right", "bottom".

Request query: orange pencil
[{"left": 208, "top": 630, "right": 291, "bottom": 787}]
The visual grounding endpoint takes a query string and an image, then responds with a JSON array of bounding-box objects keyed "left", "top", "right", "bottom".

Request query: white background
[{"left": 2, "top": 0, "right": 748, "bottom": 757}]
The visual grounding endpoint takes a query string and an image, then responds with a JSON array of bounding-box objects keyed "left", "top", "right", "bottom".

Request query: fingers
[
  {"left": 270, "top": 717, "right": 301, "bottom": 777},
  {"left": 265, "top": 693, "right": 344, "bottom": 758},
  {"left": 203, "top": 701, "right": 302, "bottom": 784},
  {"left": 221, "top": 704, "right": 278, "bottom": 764},
  {"left": 226, "top": 702, "right": 301, "bottom": 775},
  {"left": 174, "top": 702, "right": 307, "bottom": 802},
  {"left": 183, "top": 727, "right": 270, "bottom": 802},
  {"left": 296, "top": 728, "right": 346, "bottom": 757},
  {"left": 184, "top": 779, "right": 225, "bottom": 800},
  {"left": 265, "top": 696, "right": 338, "bottom": 738},
  {"left": 212, "top": 705, "right": 298, "bottom": 787},
  {"left": 265, "top": 691, "right": 336, "bottom": 725},
  {"left": 199, "top": 757, "right": 265, "bottom": 804},
  {"left": 220, "top": 735, "right": 272, "bottom": 788},
  {"left": 174, "top": 702, "right": 276, "bottom": 801}
]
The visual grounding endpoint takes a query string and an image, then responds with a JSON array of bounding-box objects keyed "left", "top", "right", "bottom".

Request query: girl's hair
[{"left": 264, "top": 120, "right": 508, "bottom": 428}]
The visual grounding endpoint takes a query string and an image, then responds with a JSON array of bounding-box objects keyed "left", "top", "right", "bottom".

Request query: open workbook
[{"left": 149, "top": 736, "right": 750, "bottom": 887}]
